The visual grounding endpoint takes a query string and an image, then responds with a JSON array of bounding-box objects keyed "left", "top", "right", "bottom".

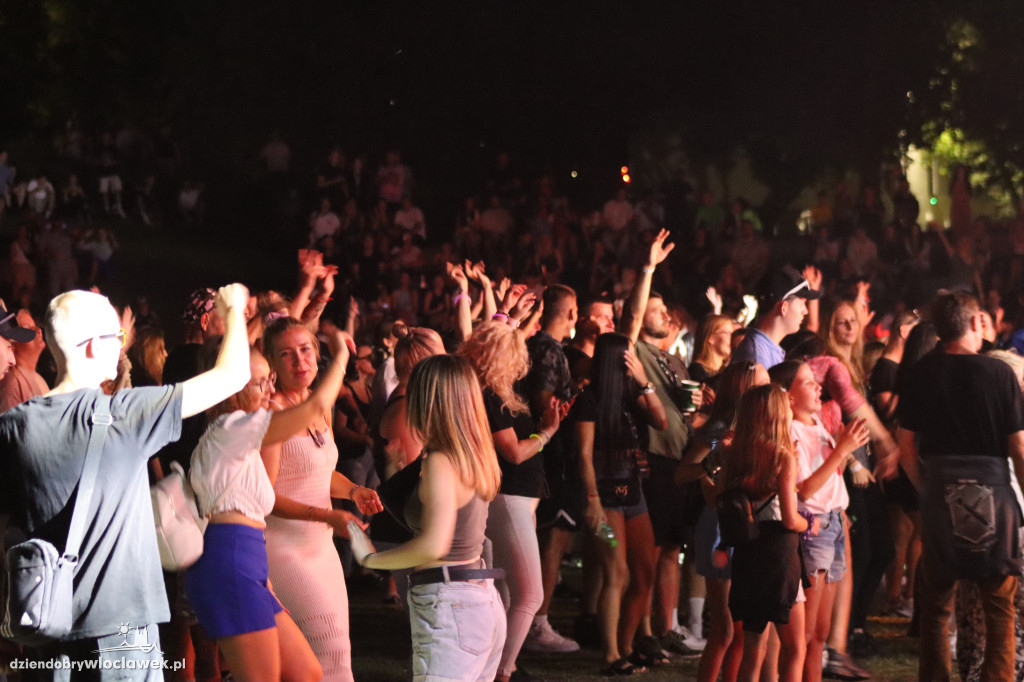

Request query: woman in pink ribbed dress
[{"left": 261, "top": 317, "right": 383, "bottom": 681}]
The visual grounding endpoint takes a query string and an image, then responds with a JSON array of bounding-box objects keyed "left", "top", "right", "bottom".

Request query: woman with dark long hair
[{"left": 577, "top": 333, "right": 667, "bottom": 674}]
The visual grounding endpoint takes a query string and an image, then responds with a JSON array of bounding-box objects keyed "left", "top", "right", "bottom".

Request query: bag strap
[
  {"left": 201, "top": 460, "right": 249, "bottom": 518},
  {"left": 64, "top": 393, "right": 113, "bottom": 562},
  {"left": 752, "top": 493, "right": 778, "bottom": 518}
]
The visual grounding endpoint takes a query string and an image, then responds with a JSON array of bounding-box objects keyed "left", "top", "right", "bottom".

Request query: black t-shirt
[
  {"left": 482, "top": 387, "right": 544, "bottom": 497},
  {"left": 897, "top": 352, "right": 1024, "bottom": 459},
  {"left": 869, "top": 356, "right": 899, "bottom": 426},
  {"left": 572, "top": 388, "right": 648, "bottom": 481},
  {"left": 870, "top": 357, "right": 898, "bottom": 396},
  {"left": 158, "top": 343, "right": 205, "bottom": 474},
  {"left": 0, "top": 385, "right": 183, "bottom": 638}
]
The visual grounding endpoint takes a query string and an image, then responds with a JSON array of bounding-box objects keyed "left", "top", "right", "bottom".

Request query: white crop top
[{"left": 190, "top": 409, "right": 276, "bottom": 523}]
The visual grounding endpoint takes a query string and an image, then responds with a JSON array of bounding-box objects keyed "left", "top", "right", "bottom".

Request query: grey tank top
[{"left": 405, "top": 485, "right": 489, "bottom": 563}]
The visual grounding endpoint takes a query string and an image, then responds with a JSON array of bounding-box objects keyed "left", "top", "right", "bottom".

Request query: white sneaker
[
  {"left": 668, "top": 624, "right": 706, "bottom": 653},
  {"left": 523, "top": 620, "right": 580, "bottom": 653}
]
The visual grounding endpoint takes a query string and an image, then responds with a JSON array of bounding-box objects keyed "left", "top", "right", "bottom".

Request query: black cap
[
  {"left": 755, "top": 270, "right": 821, "bottom": 309},
  {"left": 0, "top": 306, "right": 37, "bottom": 343}
]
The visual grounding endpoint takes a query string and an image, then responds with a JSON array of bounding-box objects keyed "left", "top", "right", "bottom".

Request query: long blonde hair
[
  {"left": 692, "top": 314, "right": 733, "bottom": 374},
  {"left": 824, "top": 300, "right": 865, "bottom": 393},
  {"left": 723, "top": 384, "right": 794, "bottom": 499},
  {"left": 458, "top": 320, "right": 530, "bottom": 416},
  {"left": 406, "top": 355, "right": 501, "bottom": 501}
]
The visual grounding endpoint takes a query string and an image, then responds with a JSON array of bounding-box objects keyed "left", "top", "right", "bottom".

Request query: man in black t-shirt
[
  {"left": 0, "top": 285, "right": 250, "bottom": 680},
  {"left": 521, "top": 284, "right": 581, "bottom": 653},
  {"left": 897, "top": 292, "right": 1024, "bottom": 682}
]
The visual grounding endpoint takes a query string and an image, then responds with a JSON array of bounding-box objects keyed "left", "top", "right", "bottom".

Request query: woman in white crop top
[{"left": 185, "top": 332, "right": 358, "bottom": 682}]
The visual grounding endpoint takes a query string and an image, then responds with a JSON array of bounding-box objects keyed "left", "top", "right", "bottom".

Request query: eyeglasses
[
  {"left": 249, "top": 377, "right": 275, "bottom": 392},
  {"left": 76, "top": 328, "right": 127, "bottom": 349}
]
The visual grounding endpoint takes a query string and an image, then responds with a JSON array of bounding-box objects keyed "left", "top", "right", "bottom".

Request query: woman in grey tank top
[{"left": 348, "top": 355, "right": 507, "bottom": 681}]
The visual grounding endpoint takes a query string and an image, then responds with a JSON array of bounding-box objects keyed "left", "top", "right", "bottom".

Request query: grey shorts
[{"left": 801, "top": 508, "right": 847, "bottom": 583}]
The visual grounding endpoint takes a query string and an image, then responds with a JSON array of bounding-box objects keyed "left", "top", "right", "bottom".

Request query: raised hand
[
  {"left": 801, "top": 265, "right": 823, "bottom": 291},
  {"left": 647, "top": 228, "right": 675, "bottom": 268},
  {"left": 215, "top": 283, "right": 251, "bottom": 318},
  {"left": 500, "top": 283, "right": 527, "bottom": 315},
  {"left": 706, "top": 286, "right": 723, "bottom": 315},
  {"left": 510, "top": 290, "right": 536, "bottom": 321}
]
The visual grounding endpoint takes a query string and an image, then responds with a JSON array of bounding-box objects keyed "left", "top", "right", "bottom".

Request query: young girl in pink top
[{"left": 769, "top": 361, "right": 869, "bottom": 682}]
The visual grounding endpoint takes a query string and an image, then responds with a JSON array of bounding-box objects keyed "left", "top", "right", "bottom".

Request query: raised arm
[
  {"left": 619, "top": 229, "right": 674, "bottom": 343},
  {"left": 180, "top": 284, "right": 251, "bottom": 418}
]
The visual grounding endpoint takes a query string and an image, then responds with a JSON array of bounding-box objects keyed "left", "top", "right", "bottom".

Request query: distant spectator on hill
[
  {"left": 394, "top": 195, "right": 426, "bottom": 242},
  {"left": 377, "top": 149, "right": 411, "bottom": 206},
  {"left": 97, "top": 131, "right": 127, "bottom": 218},
  {"left": 26, "top": 173, "right": 56, "bottom": 218},
  {"left": 310, "top": 196, "right": 342, "bottom": 245},
  {"left": 260, "top": 130, "right": 291, "bottom": 175}
]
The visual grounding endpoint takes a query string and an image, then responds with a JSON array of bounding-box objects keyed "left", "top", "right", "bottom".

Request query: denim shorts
[
  {"left": 407, "top": 578, "right": 506, "bottom": 681},
  {"left": 801, "top": 509, "right": 846, "bottom": 584},
  {"left": 603, "top": 488, "right": 648, "bottom": 520},
  {"left": 185, "top": 523, "right": 283, "bottom": 638},
  {"left": 695, "top": 505, "right": 732, "bottom": 580}
]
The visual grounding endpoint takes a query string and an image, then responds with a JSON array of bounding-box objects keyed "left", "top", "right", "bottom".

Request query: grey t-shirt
[{"left": 0, "top": 385, "right": 183, "bottom": 639}]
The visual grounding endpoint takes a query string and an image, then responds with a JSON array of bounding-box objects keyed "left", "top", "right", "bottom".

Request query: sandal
[
  {"left": 631, "top": 636, "right": 671, "bottom": 666},
  {"left": 628, "top": 649, "right": 669, "bottom": 668},
  {"left": 600, "top": 657, "right": 647, "bottom": 676}
]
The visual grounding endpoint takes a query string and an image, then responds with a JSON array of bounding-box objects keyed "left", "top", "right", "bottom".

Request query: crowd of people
[{"left": 2, "top": 135, "right": 1024, "bottom": 682}]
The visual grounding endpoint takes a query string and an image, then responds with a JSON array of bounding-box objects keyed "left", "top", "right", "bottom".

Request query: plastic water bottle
[{"left": 597, "top": 522, "right": 618, "bottom": 548}]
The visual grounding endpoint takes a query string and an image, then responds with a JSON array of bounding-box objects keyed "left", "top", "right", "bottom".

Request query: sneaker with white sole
[
  {"left": 661, "top": 629, "right": 705, "bottom": 656},
  {"left": 523, "top": 620, "right": 580, "bottom": 653}
]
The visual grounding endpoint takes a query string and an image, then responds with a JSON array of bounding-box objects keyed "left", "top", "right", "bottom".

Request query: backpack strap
[{"left": 63, "top": 393, "right": 113, "bottom": 563}]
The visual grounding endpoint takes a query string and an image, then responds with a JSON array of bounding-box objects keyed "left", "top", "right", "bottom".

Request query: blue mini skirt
[{"left": 185, "top": 523, "right": 283, "bottom": 638}]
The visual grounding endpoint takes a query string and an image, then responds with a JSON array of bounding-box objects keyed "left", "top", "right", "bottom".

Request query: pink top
[
  {"left": 806, "top": 355, "right": 866, "bottom": 437},
  {"left": 791, "top": 418, "right": 849, "bottom": 514}
]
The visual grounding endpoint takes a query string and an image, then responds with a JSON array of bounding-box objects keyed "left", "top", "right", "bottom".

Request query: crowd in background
[{"left": 3, "top": 130, "right": 1024, "bottom": 682}]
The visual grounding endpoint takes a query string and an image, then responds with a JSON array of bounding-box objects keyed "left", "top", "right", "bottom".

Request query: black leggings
[{"left": 847, "top": 475, "right": 895, "bottom": 631}]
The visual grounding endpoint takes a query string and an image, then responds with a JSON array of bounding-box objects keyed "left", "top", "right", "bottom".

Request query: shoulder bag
[{"left": 2, "top": 395, "right": 112, "bottom": 646}]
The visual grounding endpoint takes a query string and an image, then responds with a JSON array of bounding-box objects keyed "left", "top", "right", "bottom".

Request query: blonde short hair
[{"left": 458, "top": 320, "right": 530, "bottom": 416}]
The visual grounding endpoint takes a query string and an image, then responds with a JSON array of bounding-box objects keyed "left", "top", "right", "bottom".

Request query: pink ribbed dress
[{"left": 265, "top": 427, "right": 353, "bottom": 681}]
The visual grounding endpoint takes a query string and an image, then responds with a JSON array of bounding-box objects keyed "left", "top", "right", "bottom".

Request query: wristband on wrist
[
  {"left": 640, "top": 383, "right": 655, "bottom": 395},
  {"left": 507, "top": 318, "right": 520, "bottom": 329},
  {"left": 642, "top": 265, "right": 655, "bottom": 274},
  {"left": 587, "top": 493, "right": 600, "bottom": 499},
  {"left": 453, "top": 293, "right": 468, "bottom": 306},
  {"left": 848, "top": 461, "right": 864, "bottom": 473},
  {"left": 492, "top": 312, "right": 508, "bottom": 321},
  {"left": 529, "top": 433, "right": 547, "bottom": 451}
]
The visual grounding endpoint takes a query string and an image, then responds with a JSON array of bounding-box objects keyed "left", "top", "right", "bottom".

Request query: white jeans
[
  {"left": 486, "top": 494, "right": 543, "bottom": 677},
  {"left": 408, "top": 579, "right": 506, "bottom": 681}
]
